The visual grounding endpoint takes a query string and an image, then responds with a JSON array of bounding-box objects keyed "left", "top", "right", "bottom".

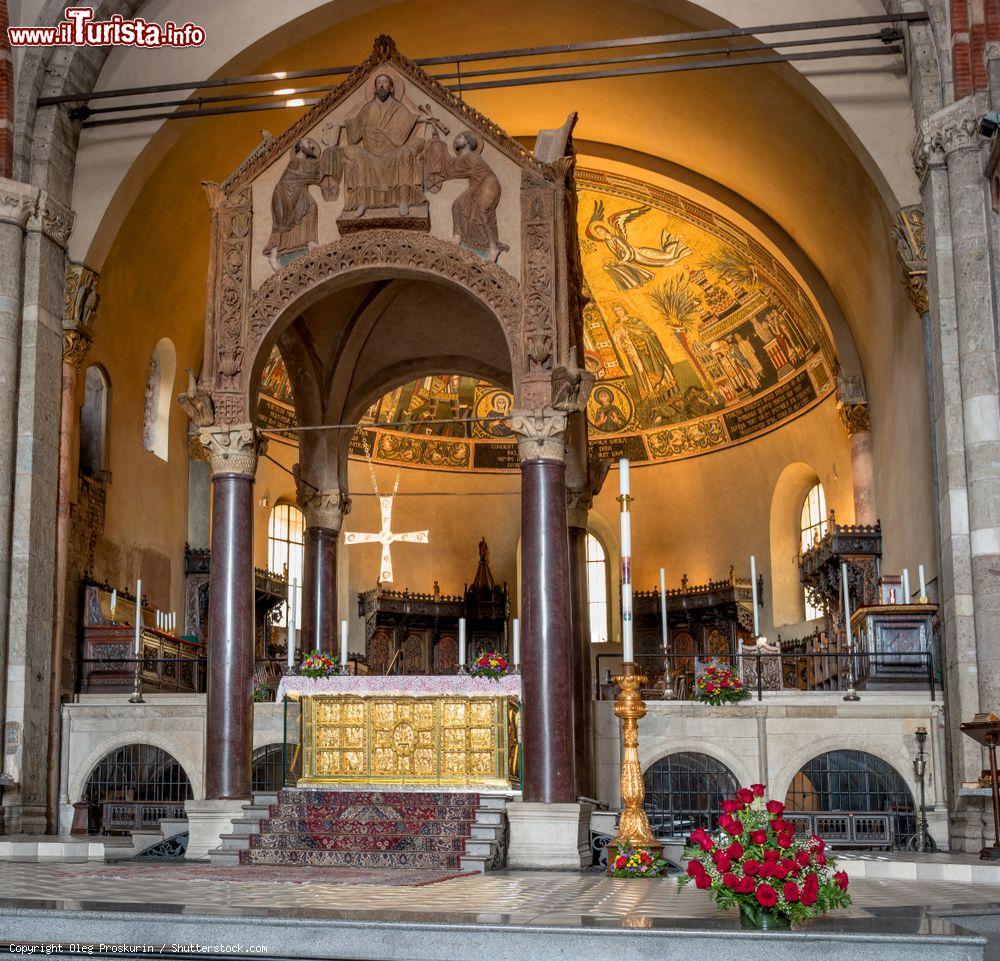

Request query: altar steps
[{"left": 210, "top": 790, "right": 509, "bottom": 872}]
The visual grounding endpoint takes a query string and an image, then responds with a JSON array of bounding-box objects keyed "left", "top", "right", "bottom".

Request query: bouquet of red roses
[
  {"left": 694, "top": 662, "right": 750, "bottom": 705},
  {"left": 678, "top": 784, "right": 850, "bottom": 928},
  {"left": 467, "top": 651, "right": 510, "bottom": 682},
  {"left": 608, "top": 846, "right": 668, "bottom": 878}
]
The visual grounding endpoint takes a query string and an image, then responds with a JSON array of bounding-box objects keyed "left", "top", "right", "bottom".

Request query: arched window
[
  {"left": 141, "top": 338, "right": 176, "bottom": 461},
  {"left": 82, "top": 743, "right": 192, "bottom": 835},
  {"left": 800, "top": 483, "right": 827, "bottom": 619},
  {"left": 586, "top": 532, "right": 609, "bottom": 643},
  {"left": 643, "top": 751, "right": 740, "bottom": 838},
  {"left": 785, "top": 749, "right": 915, "bottom": 848},
  {"left": 79, "top": 364, "right": 110, "bottom": 478},
  {"left": 268, "top": 503, "right": 304, "bottom": 626}
]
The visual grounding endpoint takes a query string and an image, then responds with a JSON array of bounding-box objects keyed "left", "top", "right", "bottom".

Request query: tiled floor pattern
[{"left": 0, "top": 861, "right": 999, "bottom": 924}]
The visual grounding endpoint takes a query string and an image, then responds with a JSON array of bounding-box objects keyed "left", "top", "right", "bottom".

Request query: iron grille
[
  {"left": 642, "top": 751, "right": 740, "bottom": 839},
  {"left": 83, "top": 743, "right": 192, "bottom": 835},
  {"left": 784, "top": 749, "right": 915, "bottom": 848},
  {"left": 251, "top": 743, "right": 301, "bottom": 793}
]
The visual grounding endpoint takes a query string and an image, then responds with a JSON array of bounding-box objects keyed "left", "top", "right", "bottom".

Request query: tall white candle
[
  {"left": 134, "top": 579, "right": 142, "bottom": 656},
  {"left": 110, "top": 589, "right": 117, "bottom": 618},
  {"left": 340, "top": 619, "right": 348, "bottom": 672},
  {"left": 750, "top": 555, "right": 760, "bottom": 637},
  {"left": 841, "top": 561, "right": 853, "bottom": 647},
  {"left": 919, "top": 564, "right": 927, "bottom": 600},
  {"left": 659, "top": 567, "right": 668, "bottom": 653},
  {"left": 512, "top": 618, "right": 520, "bottom": 668},
  {"left": 458, "top": 618, "right": 467, "bottom": 669},
  {"left": 902, "top": 568, "right": 911, "bottom": 605},
  {"left": 287, "top": 579, "right": 298, "bottom": 668},
  {"left": 619, "top": 458, "right": 633, "bottom": 663}
]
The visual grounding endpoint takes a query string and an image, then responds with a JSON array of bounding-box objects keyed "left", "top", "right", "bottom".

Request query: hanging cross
[{"left": 343, "top": 495, "right": 429, "bottom": 584}]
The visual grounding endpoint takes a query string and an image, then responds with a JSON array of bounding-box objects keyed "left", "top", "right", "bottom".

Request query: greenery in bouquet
[
  {"left": 298, "top": 650, "right": 340, "bottom": 678},
  {"left": 608, "top": 846, "right": 668, "bottom": 878},
  {"left": 694, "top": 661, "right": 751, "bottom": 705},
  {"left": 678, "top": 784, "right": 851, "bottom": 928},
  {"left": 252, "top": 683, "right": 272, "bottom": 702},
  {"left": 467, "top": 651, "right": 510, "bottom": 681}
]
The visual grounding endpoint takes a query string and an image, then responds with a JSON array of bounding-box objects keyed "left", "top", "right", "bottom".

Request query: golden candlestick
[{"left": 610, "top": 663, "right": 662, "bottom": 859}]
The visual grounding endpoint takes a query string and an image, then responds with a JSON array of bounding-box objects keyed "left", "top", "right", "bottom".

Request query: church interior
[{"left": 2, "top": 0, "right": 1000, "bottom": 957}]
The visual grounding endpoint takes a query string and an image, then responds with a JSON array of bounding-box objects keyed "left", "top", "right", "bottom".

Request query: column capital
[
  {"left": 197, "top": 423, "right": 264, "bottom": 477},
  {"left": 838, "top": 402, "right": 871, "bottom": 436},
  {"left": 26, "top": 191, "right": 75, "bottom": 250},
  {"left": 890, "top": 205, "right": 928, "bottom": 315},
  {"left": 913, "top": 94, "right": 988, "bottom": 180},
  {"left": 0, "top": 179, "right": 39, "bottom": 231},
  {"left": 294, "top": 467, "right": 351, "bottom": 531},
  {"left": 62, "top": 327, "right": 92, "bottom": 369},
  {"left": 63, "top": 262, "right": 100, "bottom": 330},
  {"left": 509, "top": 406, "right": 567, "bottom": 462},
  {"left": 566, "top": 490, "right": 592, "bottom": 530}
]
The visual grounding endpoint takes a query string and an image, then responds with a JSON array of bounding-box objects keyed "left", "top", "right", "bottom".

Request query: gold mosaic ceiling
[{"left": 257, "top": 168, "right": 836, "bottom": 471}]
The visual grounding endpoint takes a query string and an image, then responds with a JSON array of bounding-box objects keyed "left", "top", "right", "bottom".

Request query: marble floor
[{"left": 0, "top": 860, "right": 998, "bottom": 923}]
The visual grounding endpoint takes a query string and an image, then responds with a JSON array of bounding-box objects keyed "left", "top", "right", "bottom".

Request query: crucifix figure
[{"left": 343, "top": 495, "right": 429, "bottom": 583}]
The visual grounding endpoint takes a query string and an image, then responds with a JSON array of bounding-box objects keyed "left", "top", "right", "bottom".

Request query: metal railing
[
  {"left": 783, "top": 811, "right": 895, "bottom": 849},
  {"left": 100, "top": 800, "right": 188, "bottom": 834},
  {"left": 595, "top": 650, "right": 936, "bottom": 701}
]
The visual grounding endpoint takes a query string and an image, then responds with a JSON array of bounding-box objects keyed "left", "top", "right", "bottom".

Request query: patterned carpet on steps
[{"left": 239, "top": 789, "right": 480, "bottom": 869}]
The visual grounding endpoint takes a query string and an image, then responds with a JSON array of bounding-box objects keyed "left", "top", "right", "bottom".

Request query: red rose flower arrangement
[
  {"left": 694, "top": 661, "right": 750, "bottom": 705},
  {"left": 608, "top": 846, "right": 669, "bottom": 878},
  {"left": 467, "top": 651, "right": 510, "bottom": 682},
  {"left": 678, "top": 783, "right": 851, "bottom": 928}
]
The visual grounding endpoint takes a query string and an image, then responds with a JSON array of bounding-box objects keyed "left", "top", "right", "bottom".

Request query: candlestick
[
  {"left": 458, "top": 618, "right": 466, "bottom": 670},
  {"left": 919, "top": 564, "right": 927, "bottom": 601},
  {"left": 130, "top": 578, "right": 144, "bottom": 704},
  {"left": 902, "top": 568, "right": 911, "bottom": 605},
  {"left": 659, "top": 567, "right": 674, "bottom": 701},
  {"left": 512, "top": 618, "right": 520, "bottom": 669},
  {"left": 619, "top": 458, "right": 633, "bottom": 664},
  {"left": 842, "top": 561, "right": 860, "bottom": 701},
  {"left": 287, "top": 579, "right": 298, "bottom": 670},
  {"left": 340, "top": 619, "right": 348, "bottom": 674},
  {"left": 750, "top": 555, "right": 760, "bottom": 637}
]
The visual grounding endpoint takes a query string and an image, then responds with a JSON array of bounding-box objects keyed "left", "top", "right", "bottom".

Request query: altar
[{"left": 277, "top": 675, "right": 521, "bottom": 790}]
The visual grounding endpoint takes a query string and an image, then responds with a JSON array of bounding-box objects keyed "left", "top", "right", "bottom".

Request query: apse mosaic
[{"left": 255, "top": 168, "right": 836, "bottom": 471}]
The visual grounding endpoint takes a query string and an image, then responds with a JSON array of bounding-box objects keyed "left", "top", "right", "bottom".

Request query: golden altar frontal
[{"left": 299, "top": 693, "right": 520, "bottom": 788}]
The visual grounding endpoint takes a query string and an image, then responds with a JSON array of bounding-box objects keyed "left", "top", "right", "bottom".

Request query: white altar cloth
[{"left": 276, "top": 673, "right": 522, "bottom": 702}]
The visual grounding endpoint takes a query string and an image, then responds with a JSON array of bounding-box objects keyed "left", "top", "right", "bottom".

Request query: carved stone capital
[
  {"left": 62, "top": 328, "right": 92, "bottom": 368},
  {"left": 0, "top": 180, "right": 39, "bottom": 230},
  {"left": 509, "top": 406, "right": 567, "bottom": 462},
  {"left": 197, "top": 423, "right": 264, "bottom": 477},
  {"left": 890, "top": 205, "right": 928, "bottom": 314},
  {"left": 913, "top": 94, "right": 987, "bottom": 180},
  {"left": 64, "top": 262, "right": 100, "bottom": 330},
  {"left": 294, "top": 465, "right": 351, "bottom": 530},
  {"left": 838, "top": 402, "right": 871, "bottom": 436},
  {"left": 26, "top": 192, "right": 75, "bottom": 249}
]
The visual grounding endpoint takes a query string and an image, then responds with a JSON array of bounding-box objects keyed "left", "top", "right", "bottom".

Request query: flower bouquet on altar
[
  {"left": 467, "top": 651, "right": 510, "bottom": 682},
  {"left": 678, "top": 784, "right": 851, "bottom": 929},
  {"left": 694, "top": 661, "right": 750, "bottom": 705},
  {"left": 608, "top": 846, "right": 668, "bottom": 878},
  {"left": 298, "top": 651, "right": 341, "bottom": 678}
]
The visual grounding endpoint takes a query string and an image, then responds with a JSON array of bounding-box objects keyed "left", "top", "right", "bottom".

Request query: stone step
[
  {"left": 241, "top": 804, "right": 276, "bottom": 820},
  {"left": 472, "top": 809, "right": 503, "bottom": 826},
  {"left": 207, "top": 847, "right": 242, "bottom": 867},
  {"left": 217, "top": 834, "right": 253, "bottom": 853},
  {"left": 461, "top": 838, "right": 496, "bottom": 859},
  {"left": 282, "top": 790, "right": 478, "bottom": 804},
  {"left": 249, "top": 833, "right": 468, "bottom": 853},
  {"left": 459, "top": 853, "right": 492, "bottom": 873},
  {"left": 252, "top": 792, "right": 279, "bottom": 807},
  {"left": 470, "top": 823, "right": 503, "bottom": 841},
  {"left": 477, "top": 795, "right": 509, "bottom": 810},
  {"left": 240, "top": 848, "right": 461, "bottom": 869},
  {"left": 228, "top": 817, "right": 269, "bottom": 838},
  {"left": 257, "top": 818, "right": 474, "bottom": 836}
]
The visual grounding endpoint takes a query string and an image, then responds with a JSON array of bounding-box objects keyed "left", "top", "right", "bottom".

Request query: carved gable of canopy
[{"left": 197, "top": 34, "right": 582, "bottom": 428}]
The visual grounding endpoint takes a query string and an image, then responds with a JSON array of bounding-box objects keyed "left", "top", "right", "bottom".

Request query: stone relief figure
[
  {"left": 263, "top": 137, "right": 326, "bottom": 269},
  {"left": 425, "top": 130, "right": 507, "bottom": 262},
  {"left": 322, "top": 73, "right": 447, "bottom": 219}
]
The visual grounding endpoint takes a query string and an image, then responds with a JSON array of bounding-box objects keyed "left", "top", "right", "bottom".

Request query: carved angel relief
[{"left": 263, "top": 70, "right": 506, "bottom": 268}]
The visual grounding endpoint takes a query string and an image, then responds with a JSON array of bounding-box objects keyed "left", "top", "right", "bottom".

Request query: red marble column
[
  {"left": 518, "top": 433, "right": 577, "bottom": 804},
  {"left": 302, "top": 527, "right": 338, "bottom": 654},
  {"left": 567, "top": 505, "right": 594, "bottom": 799},
  {"left": 202, "top": 426, "right": 259, "bottom": 801}
]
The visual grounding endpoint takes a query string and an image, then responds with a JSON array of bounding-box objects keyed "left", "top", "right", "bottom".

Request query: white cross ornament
[{"left": 343, "top": 495, "right": 429, "bottom": 584}]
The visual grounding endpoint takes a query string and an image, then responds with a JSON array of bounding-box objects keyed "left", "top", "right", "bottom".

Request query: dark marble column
[
  {"left": 567, "top": 498, "right": 594, "bottom": 799},
  {"left": 201, "top": 426, "right": 260, "bottom": 801},
  {"left": 513, "top": 409, "right": 576, "bottom": 804},
  {"left": 296, "top": 484, "right": 349, "bottom": 657}
]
